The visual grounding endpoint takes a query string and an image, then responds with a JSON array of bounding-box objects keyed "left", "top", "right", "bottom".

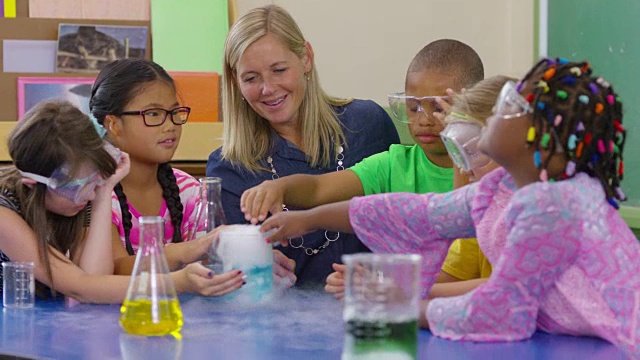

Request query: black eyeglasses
[{"left": 119, "top": 107, "right": 191, "bottom": 127}]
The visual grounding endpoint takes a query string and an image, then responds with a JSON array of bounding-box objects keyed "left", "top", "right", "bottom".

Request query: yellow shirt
[{"left": 441, "top": 238, "right": 493, "bottom": 280}]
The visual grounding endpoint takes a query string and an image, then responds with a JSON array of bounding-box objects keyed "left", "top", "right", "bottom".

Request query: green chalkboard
[{"left": 548, "top": 0, "right": 640, "bottom": 206}]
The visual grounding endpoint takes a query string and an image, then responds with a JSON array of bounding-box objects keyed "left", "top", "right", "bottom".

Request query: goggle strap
[{"left": 18, "top": 171, "right": 58, "bottom": 189}]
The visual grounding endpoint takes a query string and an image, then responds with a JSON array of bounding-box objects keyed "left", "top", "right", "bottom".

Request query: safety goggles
[
  {"left": 20, "top": 167, "right": 104, "bottom": 205},
  {"left": 19, "top": 143, "right": 122, "bottom": 205},
  {"left": 440, "top": 113, "right": 491, "bottom": 172},
  {"left": 388, "top": 92, "right": 449, "bottom": 124},
  {"left": 493, "top": 81, "right": 532, "bottom": 120}
]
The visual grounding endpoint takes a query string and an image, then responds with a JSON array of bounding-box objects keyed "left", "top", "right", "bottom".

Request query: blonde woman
[{"left": 206, "top": 5, "right": 399, "bottom": 287}]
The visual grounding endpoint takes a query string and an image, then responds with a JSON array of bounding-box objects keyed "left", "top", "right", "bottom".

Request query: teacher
[{"left": 206, "top": 5, "right": 399, "bottom": 287}]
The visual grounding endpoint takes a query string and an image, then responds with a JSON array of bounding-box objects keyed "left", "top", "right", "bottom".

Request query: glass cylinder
[
  {"left": 120, "top": 216, "right": 183, "bottom": 336},
  {"left": 190, "top": 177, "right": 227, "bottom": 274}
]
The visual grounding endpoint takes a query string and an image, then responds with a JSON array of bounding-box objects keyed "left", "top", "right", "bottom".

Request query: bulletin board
[
  {"left": 0, "top": 0, "right": 228, "bottom": 162},
  {"left": 0, "top": 8, "right": 152, "bottom": 121}
]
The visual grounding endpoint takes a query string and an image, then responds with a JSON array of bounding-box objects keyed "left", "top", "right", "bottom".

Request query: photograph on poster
[
  {"left": 56, "top": 24, "right": 148, "bottom": 72},
  {"left": 17, "top": 77, "right": 95, "bottom": 119}
]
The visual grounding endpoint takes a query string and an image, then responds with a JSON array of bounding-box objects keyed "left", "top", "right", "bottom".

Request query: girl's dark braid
[
  {"left": 114, "top": 183, "right": 135, "bottom": 255},
  {"left": 520, "top": 57, "right": 626, "bottom": 208},
  {"left": 114, "top": 164, "right": 184, "bottom": 255},
  {"left": 158, "top": 163, "right": 184, "bottom": 244}
]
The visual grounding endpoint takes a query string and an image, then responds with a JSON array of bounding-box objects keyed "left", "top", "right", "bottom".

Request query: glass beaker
[
  {"left": 218, "top": 225, "right": 273, "bottom": 302},
  {"left": 341, "top": 253, "right": 422, "bottom": 360},
  {"left": 2, "top": 261, "right": 35, "bottom": 308},
  {"left": 120, "top": 216, "right": 183, "bottom": 336},
  {"left": 190, "top": 177, "right": 227, "bottom": 274}
]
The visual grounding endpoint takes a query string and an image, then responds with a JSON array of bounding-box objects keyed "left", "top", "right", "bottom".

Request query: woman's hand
[
  {"left": 173, "top": 262, "right": 244, "bottom": 297},
  {"left": 324, "top": 263, "right": 346, "bottom": 299},
  {"left": 240, "top": 180, "right": 286, "bottom": 224},
  {"left": 272, "top": 249, "right": 296, "bottom": 287}
]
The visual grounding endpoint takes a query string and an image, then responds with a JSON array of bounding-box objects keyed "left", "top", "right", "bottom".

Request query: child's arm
[
  {"left": 1, "top": 206, "right": 130, "bottom": 303},
  {"left": 1, "top": 207, "right": 244, "bottom": 302},
  {"left": 112, "top": 227, "right": 221, "bottom": 274},
  {"left": 241, "top": 170, "right": 364, "bottom": 224},
  {"left": 72, "top": 153, "right": 130, "bottom": 275},
  {"left": 427, "top": 278, "right": 488, "bottom": 300},
  {"left": 260, "top": 200, "right": 354, "bottom": 245},
  {"left": 348, "top": 187, "right": 478, "bottom": 298},
  {"left": 326, "top": 266, "right": 486, "bottom": 301},
  {"left": 426, "top": 190, "right": 580, "bottom": 340}
]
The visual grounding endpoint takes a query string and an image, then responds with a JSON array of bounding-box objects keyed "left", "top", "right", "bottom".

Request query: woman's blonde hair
[
  {"left": 0, "top": 100, "right": 117, "bottom": 291},
  {"left": 448, "top": 75, "right": 518, "bottom": 126},
  {"left": 221, "top": 5, "right": 351, "bottom": 172}
]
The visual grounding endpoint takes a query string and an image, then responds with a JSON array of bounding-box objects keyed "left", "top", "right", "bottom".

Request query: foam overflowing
[{"left": 218, "top": 225, "right": 272, "bottom": 270}]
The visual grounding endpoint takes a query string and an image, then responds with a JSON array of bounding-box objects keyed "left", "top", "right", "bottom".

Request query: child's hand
[
  {"left": 433, "top": 88, "right": 464, "bottom": 123},
  {"left": 272, "top": 249, "right": 296, "bottom": 288},
  {"left": 103, "top": 151, "right": 130, "bottom": 189},
  {"left": 325, "top": 263, "right": 346, "bottom": 299},
  {"left": 241, "top": 180, "right": 286, "bottom": 224},
  {"left": 182, "top": 226, "right": 227, "bottom": 266},
  {"left": 176, "top": 262, "right": 244, "bottom": 297},
  {"left": 260, "top": 210, "right": 315, "bottom": 246}
]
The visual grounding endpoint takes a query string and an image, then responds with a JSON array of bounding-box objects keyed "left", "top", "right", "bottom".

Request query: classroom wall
[{"left": 233, "top": 0, "right": 535, "bottom": 105}]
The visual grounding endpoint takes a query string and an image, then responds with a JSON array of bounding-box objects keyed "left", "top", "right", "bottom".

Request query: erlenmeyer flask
[
  {"left": 190, "top": 177, "right": 227, "bottom": 274},
  {"left": 120, "top": 216, "right": 183, "bottom": 336}
]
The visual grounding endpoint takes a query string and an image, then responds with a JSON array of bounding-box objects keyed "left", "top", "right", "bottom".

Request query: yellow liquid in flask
[{"left": 120, "top": 298, "right": 183, "bottom": 336}]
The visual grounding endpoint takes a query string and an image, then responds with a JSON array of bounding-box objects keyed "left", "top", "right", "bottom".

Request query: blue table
[{"left": 0, "top": 290, "right": 629, "bottom": 360}]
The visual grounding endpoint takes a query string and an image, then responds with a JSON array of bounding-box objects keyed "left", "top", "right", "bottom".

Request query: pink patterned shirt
[
  {"left": 111, "top": 168, "right": 201, "bottom": 253},
  {"left": 349, "top": 167, "right": 640, "bottom": 358}
]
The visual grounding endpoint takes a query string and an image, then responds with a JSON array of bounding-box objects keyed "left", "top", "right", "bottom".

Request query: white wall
[{"left": 233, "top": 0, "right": 535, "bottom": 105}]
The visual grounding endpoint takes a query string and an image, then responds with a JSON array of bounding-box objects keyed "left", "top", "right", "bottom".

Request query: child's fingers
[
  {"left": 256, "top": 192, "right": 279, "bottom": 223},
  {"left": 200, "top": 276, "right": 244, "bottom": 297},
  {"left": 326, "top": 274, "right": 345, "bottom": 287},
  {"left": 247, "top": 190, "right": 270, "bottom": 224},
  {"left": 189, "top": 267, "right": 245, "bottom": 297},
  {"left": 325, "top": 283, "right": 345, "bottom": 295},
  {"left": 331, "top": 262, "right": 347, "bottom": 273},
  {"left": 240, "top": 190, "right": 256, "bottom": 217},
  {"left": 260, "top": 216, "right": 289, "bottom": 246}
]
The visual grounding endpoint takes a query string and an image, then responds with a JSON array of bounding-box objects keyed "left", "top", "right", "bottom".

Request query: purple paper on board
[{"left": 3, "top": 40, "right": 57, "bottom": 72}]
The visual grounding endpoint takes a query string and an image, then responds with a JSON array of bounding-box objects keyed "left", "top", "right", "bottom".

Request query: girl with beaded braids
[
  {"left": 259, "top": 58, "right": 640, "bottom": 358},
  {"left": 90, "top": 58, "right": 245, "bottom": 296}
]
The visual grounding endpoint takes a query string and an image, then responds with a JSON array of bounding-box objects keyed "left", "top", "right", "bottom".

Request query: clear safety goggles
[
  {"left": 493, "top": 81, "right": 532, "bottom": 120},
  {"left": 440, "top": 114, "right": 491, "bottom": 172},
  {"left": 388, "top": 92, "right": 449, "bottom": 124},
  {"left": 19, "top": 143, "right": 121, "bottom": 204}
]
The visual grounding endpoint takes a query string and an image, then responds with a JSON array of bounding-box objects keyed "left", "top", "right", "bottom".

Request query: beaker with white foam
[{"left": 218, "top": 225, "right": 273, "bottom": 302}]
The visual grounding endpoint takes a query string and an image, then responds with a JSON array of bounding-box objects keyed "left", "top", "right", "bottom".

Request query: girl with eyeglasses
[
  {"left": 0, "top": 100, "right": 230, "bottom": 302},
  {"left": 90, "top": 59, "right": 249, "bottom": 297}
]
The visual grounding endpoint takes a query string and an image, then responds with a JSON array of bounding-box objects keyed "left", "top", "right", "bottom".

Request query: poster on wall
[
  {"left": 56, "top": 24, "right": 148, "bottom": 73},
  {"left": 17, "top": 77, "right": 95, "bottom": 120}
]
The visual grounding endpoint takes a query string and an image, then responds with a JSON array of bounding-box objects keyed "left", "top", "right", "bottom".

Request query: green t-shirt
[{"left": 349, "top": 144, "right": 453, "bottom": 195}]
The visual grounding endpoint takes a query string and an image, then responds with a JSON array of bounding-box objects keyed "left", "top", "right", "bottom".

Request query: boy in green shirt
[
  {"left": 241, "top": 39, "right": 482, "bottom": 214},
  {"left": 241, "top": 39, "right": 487, "bottom": 294}
]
